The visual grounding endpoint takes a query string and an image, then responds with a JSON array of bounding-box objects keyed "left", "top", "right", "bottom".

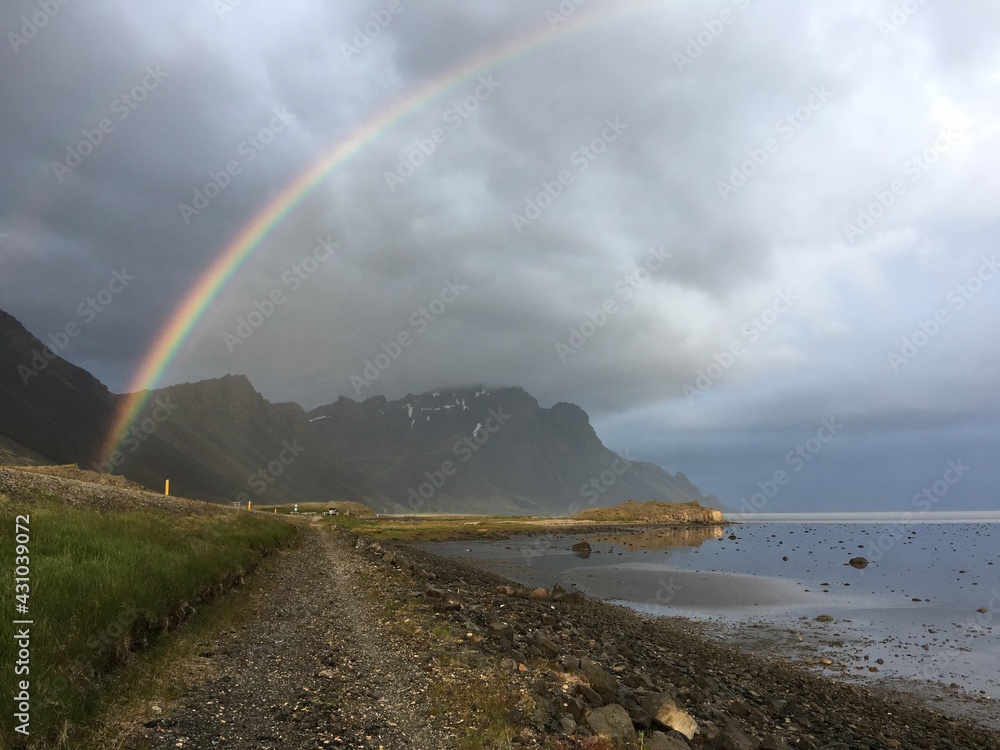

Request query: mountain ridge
[{"left": 0, "top": 307, "right": 720, "bottom": 515}]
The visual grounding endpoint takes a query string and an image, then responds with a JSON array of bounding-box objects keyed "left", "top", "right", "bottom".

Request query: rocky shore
[{"left": 356, "top": 531, "right": 1000, "bottom": 749}]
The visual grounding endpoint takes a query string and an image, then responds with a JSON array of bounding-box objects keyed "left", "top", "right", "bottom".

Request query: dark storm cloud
[{"left": 2, "top": 0, "right": 998, "bottom": 510}]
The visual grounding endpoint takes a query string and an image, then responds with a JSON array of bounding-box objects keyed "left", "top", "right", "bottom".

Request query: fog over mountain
[{"left": 2, "top": 1, "right": 999, "bottom": 511}]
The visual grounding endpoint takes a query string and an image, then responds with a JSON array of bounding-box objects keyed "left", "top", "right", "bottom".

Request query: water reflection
[{"left": 581, "top": 526, "right": 724, "bottom": 552}]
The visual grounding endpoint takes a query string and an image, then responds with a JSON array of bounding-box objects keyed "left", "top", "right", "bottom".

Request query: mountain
[
  {"left": 0, "top": 308, "right": 115, "bottom": 466},
  {"left": 0, "top": 307, "right": 719, "bottom": 515},
  {"left": 306, "top": 387, "right": 720, "bottom": 515},
  {"left": 0, "top": 309, "right": 385, "bottom": 506}
]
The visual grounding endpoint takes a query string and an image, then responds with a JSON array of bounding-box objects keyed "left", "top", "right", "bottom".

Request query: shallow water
[{"left": 424, "top": 521, "right": 1000, "bottom": 698}]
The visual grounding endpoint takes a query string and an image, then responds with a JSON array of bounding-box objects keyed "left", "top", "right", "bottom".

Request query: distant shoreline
[{"left": 726, "top": 511, "right": 1000, "bottom": 523}]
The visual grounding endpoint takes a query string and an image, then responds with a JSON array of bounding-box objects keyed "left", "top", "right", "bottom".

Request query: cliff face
[{"left": 307, "top": 388, "right": 722, "bottom": 515}]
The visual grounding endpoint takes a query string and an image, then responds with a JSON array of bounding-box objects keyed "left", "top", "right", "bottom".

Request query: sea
[{"left": 423, "top": 514, "right": 1000, "bottom": 702}]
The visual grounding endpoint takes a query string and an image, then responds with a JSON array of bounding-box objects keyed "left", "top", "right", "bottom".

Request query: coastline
[{"left": 352, "top": 531, "right": 1000, "bottom": 748}]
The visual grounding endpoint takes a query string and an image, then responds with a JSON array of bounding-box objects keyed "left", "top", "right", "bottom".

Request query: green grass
[{"left": 0, "top": 496, "right": 297, "bottom": 747}]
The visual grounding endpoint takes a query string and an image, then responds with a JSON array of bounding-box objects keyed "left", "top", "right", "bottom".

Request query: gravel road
[{"left": 144, "top": 522, "right": 457, "bottom": 749}]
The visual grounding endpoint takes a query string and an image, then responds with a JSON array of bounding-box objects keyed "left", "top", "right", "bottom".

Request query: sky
[{"left": 1, "top": 0, "right": 998, "bottom": 512}]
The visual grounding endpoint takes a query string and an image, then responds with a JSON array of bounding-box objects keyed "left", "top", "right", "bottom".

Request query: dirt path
[{"left": 144, "top": 523, "right": 456, "bottom": 749}]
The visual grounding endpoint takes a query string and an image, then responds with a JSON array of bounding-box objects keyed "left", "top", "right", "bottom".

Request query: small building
[{"left": 326, "top": 508, "right": 339, "bottom": 516}]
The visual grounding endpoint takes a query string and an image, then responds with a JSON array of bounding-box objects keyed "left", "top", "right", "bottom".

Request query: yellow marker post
[
  {"left": 247, "top": 500, "right": 251, "bottom": 511},
  {"left": 164, "top": 479, "right": 170, "bottom": 496}
]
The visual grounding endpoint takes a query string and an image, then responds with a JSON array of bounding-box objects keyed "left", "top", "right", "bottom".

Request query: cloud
[{"left": 2, "top": 0, "right": 998, "bottom": 509}]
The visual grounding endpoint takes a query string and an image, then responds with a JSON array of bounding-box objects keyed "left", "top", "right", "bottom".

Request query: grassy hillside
[
  {"left": 0, "top": 467, "right": 298, "bottom": 747},
  {"left": 572, "top": 499, "right": 725, "bottom": 523}
]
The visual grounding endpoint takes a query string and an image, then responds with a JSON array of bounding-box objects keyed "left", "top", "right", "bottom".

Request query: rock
[
  {"left": 560, "top": 590, "right": 586, "bottom": 605},
  {"left": 551, "top": 583, "right": 568, "bottom": 600},
  {"left": 566, "top": 696, "right": 587, "bottom": 722},
  {"left": 627, "top": 704, "right": 653, "bottom": 730},
  {"left": 382, "top": 550, "right": 395, "bottom": 564},
  {"left": 317, "top": 669, "right": 336, "bottom": 679},
  {"left": 572, "top": 541, "right": 592, "bottom": 558},
  {"left": 848, "top": 557, "right": 869, "bottom": 569},
  {"left": 530, "top": 630, "right": 560, "bottom": 656},
  {"left": 760, "top": 734, "right": 793, "bottom": 750},
  {"left": 628, "top": 670, "right": 656, "bottom": 690},
  {"left": 542, "top": 612, "right": 558, "bottom": 626},
  {"left": 814, "top": 614, "right": 834, "bottom": 622},
  {"left": 528, "top": 587, "right": 552, "bottom": 601},
  {"left": 578, "top": 684, "right": 604, "bottom": 707},
  {"left": 643, "top": 693, "right": 698, "bottom": 740},
  {"left": 488, "top": 622, "right": 514, "bottom": 643},
  {"left": 580, "top": 657, "right": 619, "bottom": 699},
  {"left": 585, "top": 703, "right": 637, "bottom": 745},
  {"left": 647, "top": 731, "right": 693, "bottom": 750},
  {"left": 424, "top": 585, "right": 447, "bottom": 599},
  {"left": 715, "top": 721, "right": 761, "bottom": 750}
]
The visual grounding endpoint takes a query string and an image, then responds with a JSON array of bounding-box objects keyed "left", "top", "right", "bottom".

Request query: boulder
[
  {"left": 578, "top": 684, "right": 604, "bottom": 707},
  {"left": 643, "top": 693, "right": 698, "bottom": 740},
  {"left": 848, "top": 557, "right": 869, "bottom": 569},
  {"left": 580, "top": 657, "right": 619, "bottom": 700},
  {"left": 529, "top": 630, "right": 560, "bottom": 656},
  {"left": 488, "top": 622, "right": 514, "bottom": 644},
  {"left": 528, "top": 587, "right": 552, "bottom": 602},
  {"left": 585, "top": 704, "right": 637, "bottom": 745},
  {"left": 572, "top": 540, "right": 592, "bottom": 558},
  {"left": 714, "top": 721, "right": 761, "bottom": 750},
  {"left": 566, "top": 696, "right": 587, "bottom": 722}
]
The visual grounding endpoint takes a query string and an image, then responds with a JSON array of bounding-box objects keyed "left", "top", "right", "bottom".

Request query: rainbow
[{"left": 98, "top": 0, "right": 667, "bottom": 467}]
